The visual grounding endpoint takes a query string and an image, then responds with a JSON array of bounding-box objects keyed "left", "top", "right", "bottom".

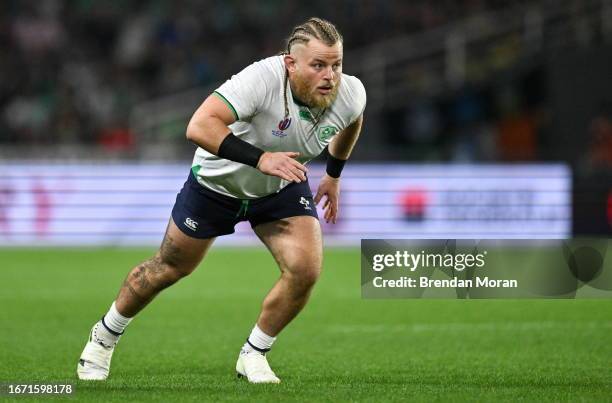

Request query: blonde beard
[{"left": 290, "top": 73, "right": 340, "bottom": 109}]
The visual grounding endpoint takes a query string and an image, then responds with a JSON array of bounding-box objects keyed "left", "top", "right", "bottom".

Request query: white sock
[
  {"left": 242, "top": 324, "right": 276, "bottom": 354},
  {"left": 92, "top": 321, "right": 119, "bottom": 349},
  {"left": 102, "top": 301, "right": 133, "bottom": 335}
]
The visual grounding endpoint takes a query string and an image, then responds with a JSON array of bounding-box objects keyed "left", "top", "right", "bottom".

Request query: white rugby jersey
[{"left": 191, "top": 55, "right": 366, "bottom": 199}]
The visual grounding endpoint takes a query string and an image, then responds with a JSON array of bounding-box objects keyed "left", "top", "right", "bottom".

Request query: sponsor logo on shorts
[
  {"left": 184, "top": 217, "right": 199, "bottom": 231},
  {"left": 300, "top": 197, "right": 312, "bottom": 210}
]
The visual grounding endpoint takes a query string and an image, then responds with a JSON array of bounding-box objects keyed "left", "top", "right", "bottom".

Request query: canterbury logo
[
  {"left": 300, "top": 197, "right": 312, "bottom": 210},
  {"left": 184, "top": 217, "right": 198, "bottom": 231}
]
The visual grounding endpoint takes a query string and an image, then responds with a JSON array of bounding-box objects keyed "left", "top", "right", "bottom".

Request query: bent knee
[
  {"left": 284, "top": 263, "right": 321, "bottom": 288},
  {"left": 161, "top": 264, "right": 188, "bottom": 284},
  {"left": 143, "top": 256, "right": 195, "bottom": 289},
  {"left": 156, "top": 251, "right": 198, "bottom": 277}
]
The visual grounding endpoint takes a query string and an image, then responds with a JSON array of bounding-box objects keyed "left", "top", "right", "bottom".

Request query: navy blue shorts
[{"left": 171, "top": 171, "right": 319, "bottom": 238}]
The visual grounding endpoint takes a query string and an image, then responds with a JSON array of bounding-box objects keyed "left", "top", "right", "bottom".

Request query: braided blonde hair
[{"left": 285, "top": 17, "right": 343, "bottom": 54}]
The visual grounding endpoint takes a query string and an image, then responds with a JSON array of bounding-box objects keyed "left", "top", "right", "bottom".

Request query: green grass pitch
[{"left": 1, "top": 247, "right": 611, "bottom": 402}]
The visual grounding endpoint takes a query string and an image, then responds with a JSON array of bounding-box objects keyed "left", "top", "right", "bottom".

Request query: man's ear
[{"left": 284, "top": 53, "right": 297, "bottom": 73}]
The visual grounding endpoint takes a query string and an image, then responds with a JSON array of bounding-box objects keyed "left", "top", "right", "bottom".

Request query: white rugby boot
[
  {"left": 236, "top": 351, "right": 281, "bottom": 384},
  {"left": 77, "top": 320, "right": 120, "bottom": 380}
]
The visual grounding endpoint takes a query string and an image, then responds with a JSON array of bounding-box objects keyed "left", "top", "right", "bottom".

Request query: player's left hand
[{"left": 314, "top": 174, "right": 340, "bottom": 224}]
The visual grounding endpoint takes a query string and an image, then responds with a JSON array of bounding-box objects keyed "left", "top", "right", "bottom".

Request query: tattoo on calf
[
  {"left": 136, "top": 265, "right": 151, "bottom": 289},
  {"left": 122, "top": 278, "right": 147, "bottom": 301},
  {"left": 144, "top": 257, "right": 165, "bottom": 275},
  {"left": 159, "top": 233, "right": 183, "bottom": 268},
  {"left": 120, "top": 230, "right": 187, "bottom": 301}
]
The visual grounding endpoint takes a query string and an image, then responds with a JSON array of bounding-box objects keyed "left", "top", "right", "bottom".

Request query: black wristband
[
  {"left": 217, "top": 132, "right": 265, "bottom": 168},
  {"left": 326, "top": 153, "right": 347, "bottom": 178}
]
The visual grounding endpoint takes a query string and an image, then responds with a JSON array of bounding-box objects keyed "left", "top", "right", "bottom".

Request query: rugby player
[{"left": 77, "top": 17, "right": 366, "bottom": 384}]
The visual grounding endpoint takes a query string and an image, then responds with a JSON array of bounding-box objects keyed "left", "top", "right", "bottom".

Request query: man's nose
[{"left": 322, "top": 66, "right": 334, "bottom": 80}]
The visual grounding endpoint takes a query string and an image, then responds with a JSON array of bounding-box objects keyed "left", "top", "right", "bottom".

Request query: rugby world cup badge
[{"left": 272, "top": 117, "right": 292, "bottom": 137}]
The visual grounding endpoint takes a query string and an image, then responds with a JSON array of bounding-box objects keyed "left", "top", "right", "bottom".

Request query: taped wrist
[
  {"left": 326, "top": 153, "right": 347, "bottom": 178},
  {"left": 217, "top": 132, "right": 264, "bottom": 168}
]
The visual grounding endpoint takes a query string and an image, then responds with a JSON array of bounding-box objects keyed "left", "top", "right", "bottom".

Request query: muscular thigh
[
  {"left": 156, "top": 218, "right": 215, "bottom": 274},
  {"left": 254, "top": 216, "right": 323, "bottom": 274}
]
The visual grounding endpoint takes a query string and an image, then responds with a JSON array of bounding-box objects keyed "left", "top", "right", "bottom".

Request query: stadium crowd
[{"left": 0, "top": 0, "right": 608, "bottom": 165}]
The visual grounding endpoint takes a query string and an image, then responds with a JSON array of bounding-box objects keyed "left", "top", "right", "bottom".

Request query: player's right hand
[{"left": 257, "top": 152, "right": 307, "bottom": 182}]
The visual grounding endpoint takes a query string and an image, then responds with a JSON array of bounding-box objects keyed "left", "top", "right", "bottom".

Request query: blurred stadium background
[
  {"left": 0, "top": 0, "right": 611, "bottom": 244},
  {"left": 1, "top": 1, "right": 612, "bottom": 400}
]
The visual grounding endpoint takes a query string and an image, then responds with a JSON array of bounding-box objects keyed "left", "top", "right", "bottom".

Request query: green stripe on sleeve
[{"left": 213, "top": 91, "right": 239, "bottom": 121}]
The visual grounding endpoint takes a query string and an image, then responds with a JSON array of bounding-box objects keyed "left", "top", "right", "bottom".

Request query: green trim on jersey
[
  {"left": 299, "top": 108, "right": 314, "bottom": 123},
  {"left": 191, "top": 165, "right": 201, "bottom": 176},
  {"left": 213, "top": 91, "right": 239, "bottom": 121}
]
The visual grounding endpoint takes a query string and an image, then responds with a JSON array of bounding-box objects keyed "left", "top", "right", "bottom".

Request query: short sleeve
[
  {"left": 346, "top": 76, "right": 367, "bottom": 124},
  {"left": 214, "top": 60, "right": 270, "bottom": 121}
]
